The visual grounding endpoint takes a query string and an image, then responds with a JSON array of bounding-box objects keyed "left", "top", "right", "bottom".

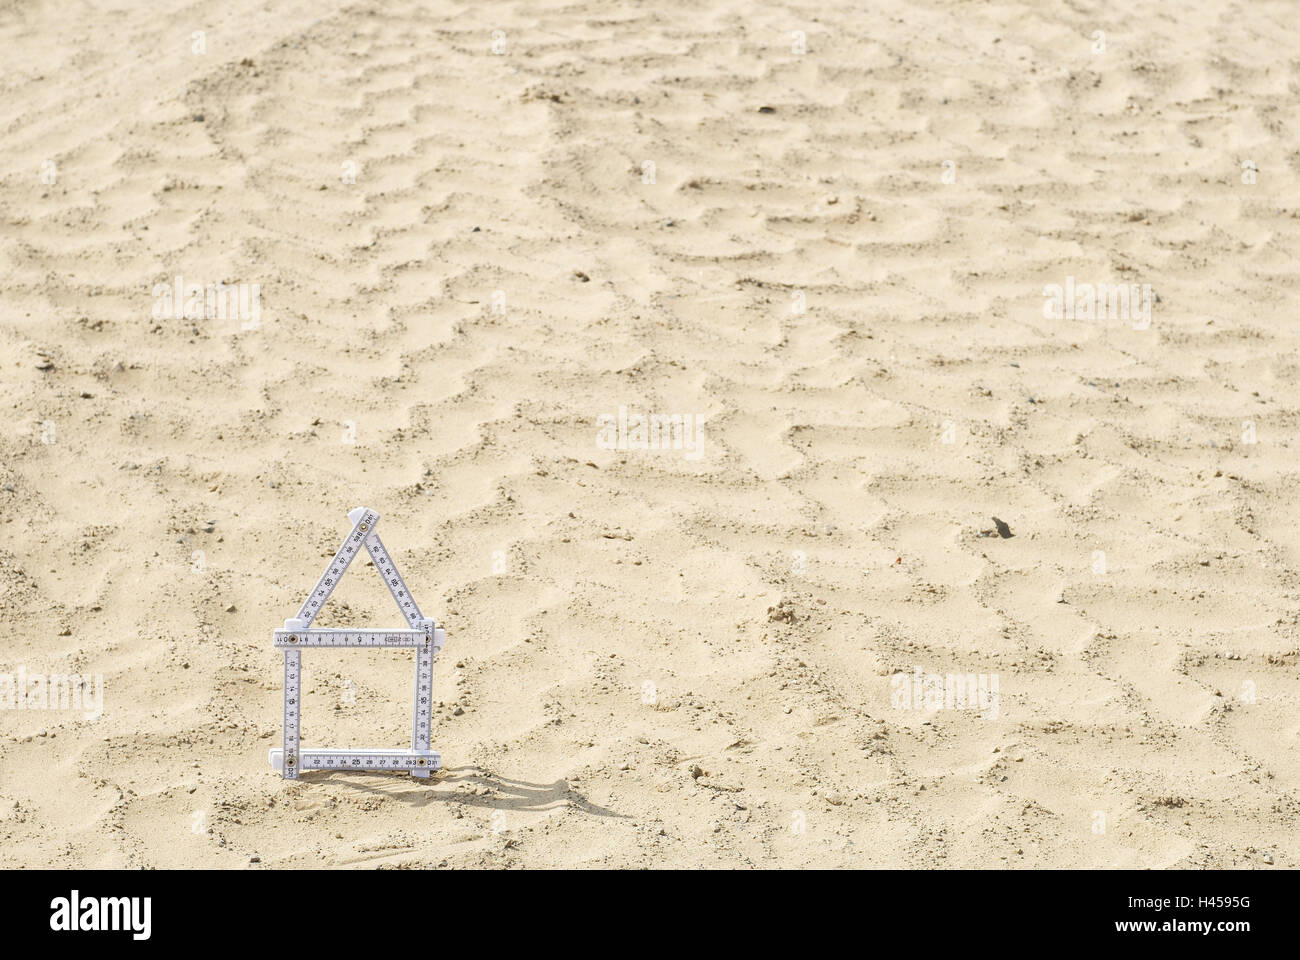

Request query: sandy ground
[{"left": 1, "top": 0, "right": 1299, "bottom": 869}]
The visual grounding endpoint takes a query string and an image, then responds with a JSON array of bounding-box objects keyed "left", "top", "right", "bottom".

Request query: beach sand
[{"left": 1, "top": 0, "right": 1298, "bottom": 868}]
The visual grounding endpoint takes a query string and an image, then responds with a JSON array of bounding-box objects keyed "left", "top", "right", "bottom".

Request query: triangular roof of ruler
[{"left": 287, "top": 506, "right": 427, "bottom": 630}]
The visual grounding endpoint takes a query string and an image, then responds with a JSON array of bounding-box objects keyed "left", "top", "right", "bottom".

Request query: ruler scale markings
[
  {"left": 414, "top": 644, "right": 433, "bottom": 751},
  {"left": 270, "top": 749, "right": 440, "bottom": 773},
  {"left": 364, "top": 532, "right": 423, "bottom": 627},
  {"left": 295, "top": 508, "right": 379, "bottom": 627},
  {"left": 273, "top": 628, "right": 429, "bottom": 648},
  {"left": 283, "top": 650, "right": 301, "bottom": 780},
  {"left": 362, "top": 531, "right": 437, "bottom": 755},
  {"left": 271, "top": 507, "right": 446, "bottom": 780}
]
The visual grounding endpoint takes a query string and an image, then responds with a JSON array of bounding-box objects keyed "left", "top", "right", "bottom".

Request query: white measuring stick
[
  {"left": 273, "top": 629, "right": 430, "bottom": 648},
  {"left": 296, "top": 507, "right": 378, "bottom": 627},
  {"left": 282, "top": 650, "right": 301, "bottom": 778},
  {"left": 273, "top": 506, "right": 446, "bottom": 780},
  {"left": 364, "top": 532, "right": 423, "bottom": 627},
  {"left": 362, "top": 531, "right": 442, "bottom": 754},
  {"left": 268, "top": 748, "right": 440, "bottom": 774},
  {"left": 413, "top": 637, "right": 434, "bottom": 753},
  {"left": 281, "top": 507, "right": 378, "bottom": 779}
]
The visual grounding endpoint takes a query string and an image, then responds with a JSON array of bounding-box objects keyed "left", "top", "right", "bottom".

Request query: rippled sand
[{"left": 1, "top": 0, "right": 1297, "bottom": 868}]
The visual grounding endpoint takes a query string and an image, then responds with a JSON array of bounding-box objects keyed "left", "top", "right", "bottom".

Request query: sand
[{"left": 1, "top": 0, "right": 1298, "bottom": 868}]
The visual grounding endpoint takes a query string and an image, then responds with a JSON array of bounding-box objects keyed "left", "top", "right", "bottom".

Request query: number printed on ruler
[
  {"left": 283, "top": 650, "right": 301, "bottom": 777},
  {"left": 297, "top": 509, "right": 378, "bottom": 626},
  {"left": 274, "top": 629, "right": 430, "bottom": 648},
  {"left": 271, "top": 507, "right": 446, "bottom": 780},
  {"left": 414, "top": 646, "right": 433, "bottom": 751},
  {"left": 299, "top": 753, "right": 434, "bottom": 772},
  {"left": 365, "top": 533, "right": 422, "bottom": 627}
]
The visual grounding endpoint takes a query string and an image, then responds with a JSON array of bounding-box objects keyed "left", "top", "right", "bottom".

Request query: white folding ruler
[{"left": 267, "top": 506, "right": 446, "bottom": 779}]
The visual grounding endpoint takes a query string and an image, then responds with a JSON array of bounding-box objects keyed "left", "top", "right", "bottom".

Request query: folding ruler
[{"left": 267, "top": 506, "right": 446, "bottom": 779}]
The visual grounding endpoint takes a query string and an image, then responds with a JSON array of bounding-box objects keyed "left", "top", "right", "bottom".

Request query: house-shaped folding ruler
[{"left": 267, "top": 507, "right": 446, "bottom": 779}]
